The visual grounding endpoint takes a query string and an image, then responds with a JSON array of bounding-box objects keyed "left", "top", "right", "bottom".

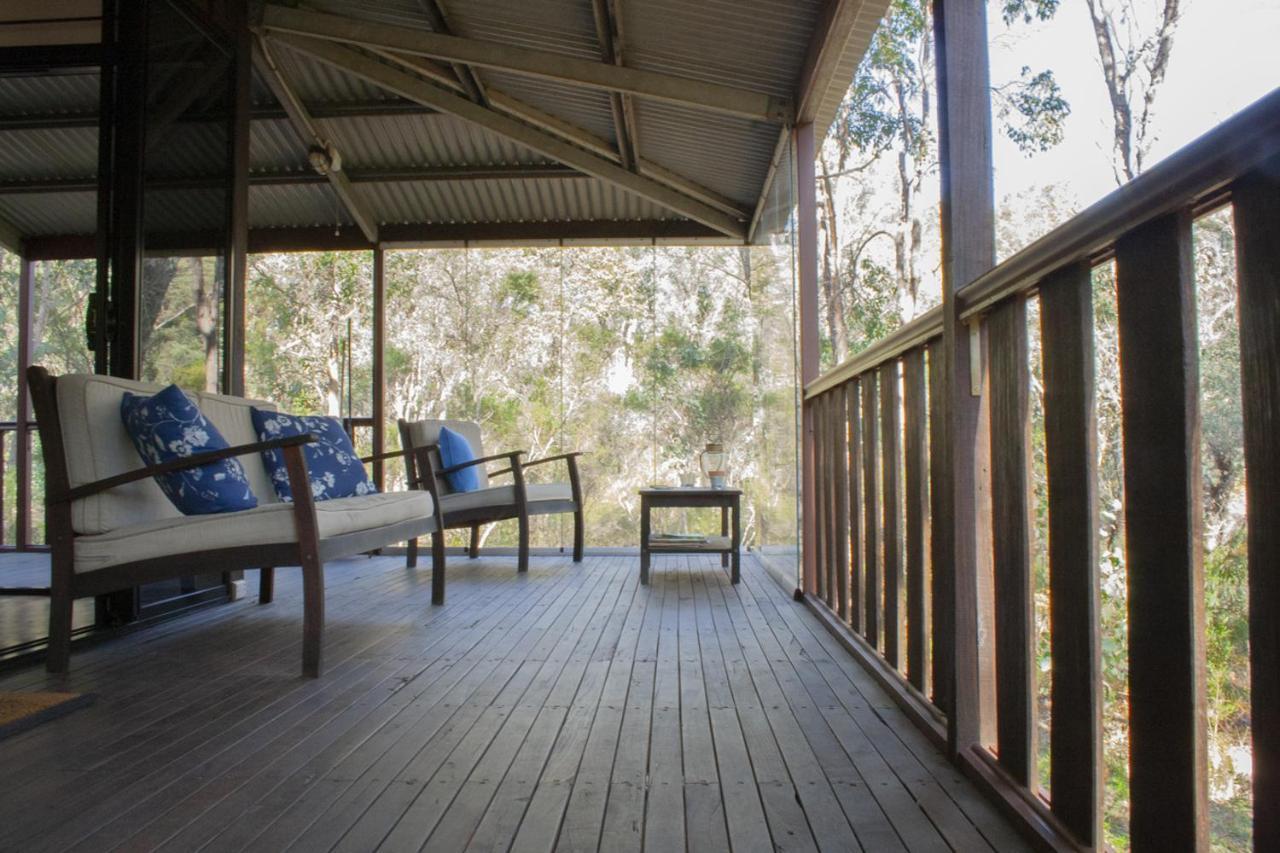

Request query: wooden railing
[
  {"left": 0, "top": 421, "right": 38, "bottom": 551},
  {"left": 802, "top": 89, "right": 1280, "bottom": 849}
]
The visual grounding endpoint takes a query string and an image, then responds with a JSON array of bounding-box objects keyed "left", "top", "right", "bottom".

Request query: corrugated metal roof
[{"left": 0, "top": 0, "right": 891, "bottom": 245}]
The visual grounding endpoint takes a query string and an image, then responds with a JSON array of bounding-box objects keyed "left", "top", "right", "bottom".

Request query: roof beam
[
  {"left": 0, "top": 164, "right": 583, "bottom": 194},
  {"left": 412, "top": 0, "right": 487, "bottom": 105},
  {"left": 268, "top": 33, "right": 747, "bottom": 240},
  {"left": 0, "top": 100, "right": 437, "bottom": 132},
  {"left": 590, "top": 0, "right": 638, "bottom": 171},
  {"left": 253, "top": 36, "right": 379, "bottom": 243},
  {"left": 259, "top": 4, "right": 792, "bottom": 124}
]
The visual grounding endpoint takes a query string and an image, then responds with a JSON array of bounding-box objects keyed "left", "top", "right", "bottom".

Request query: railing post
[
  {"left": 16, "top": 252, "right": 33, "bottom": 549},
  {"left": 796, "top": 122, "right": 820, "bottom": 597},
  {"left": 1233, "top": 161, "right": 1280, "bottom": 851},
  {"left": 1115, "top": 211, "right": 1208, "bottom": 849},
  {"left": 932, "top": 0, "right": 996, "bottom": 756},
  {"left": 1039, "top": 262, "right": 1102, "bottom": 847},
  {"left": 372, "top": 246, "right": 386, "bottom": 490}
]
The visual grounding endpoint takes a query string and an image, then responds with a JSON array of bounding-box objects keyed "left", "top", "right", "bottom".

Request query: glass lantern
[{"left": 699, "top": 442, "right": 727, "bottom": 486}]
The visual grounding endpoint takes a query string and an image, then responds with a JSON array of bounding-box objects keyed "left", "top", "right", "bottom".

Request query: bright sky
[{"left": 988, "top": 0, "right": 1280, "bottom": 210}]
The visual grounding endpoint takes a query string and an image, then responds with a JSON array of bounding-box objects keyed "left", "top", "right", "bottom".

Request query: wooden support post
[
  {"left": 927, "top": 340, "right": 951, "bottom": 712},
  {"left": 797, "top": 123, "right": 820, "bottom": 597},
  {"left": 932, "top": 0, "right": 996, "bottom": 756},
  {"left": 861, "top": 372, "right": 880, "bottom": 647},
  {"left": 1232, "top": 162, "right": 1280, "bottom": 851},
  {"left": 987, "top": 295, "right": 1034, "bottom": 787},
  {"left": 1115, "top": 211, "right": 1208, "bottom": 849},
  {"left": 372, "top": 247, "right": 386, "bottom": 490},
  {"left": 846, "top": 380, "right": 863, "bottom": 633},
  {"left": 1039, "top": 261, "right": 1102, "bottom": 847},
  {"left": 903, "top": 346, "right": 929, "bottom": 693},
  {"left": 813, "top": 396, "right": 828, "bottom": 602},
  {"left": 223, "top": 0, "right": 250, "bottom": 397},
  {"left": 16, "top": 254, "right": 33, "bottom": 549},
  {"left": 880, "top": 360, "right": 903, "bottom": 669},
  {"left": 833, "top": 385, "right": 850, "bottom": 620}
]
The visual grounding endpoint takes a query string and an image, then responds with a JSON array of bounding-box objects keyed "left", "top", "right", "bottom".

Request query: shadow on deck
[{"left": 0, "top": 553, "right": 1028, "bottom": 851}]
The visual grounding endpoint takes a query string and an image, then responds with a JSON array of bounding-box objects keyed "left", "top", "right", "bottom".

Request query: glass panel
[{"left": 139, "top": 0, "right": 233, "bottom": 392}]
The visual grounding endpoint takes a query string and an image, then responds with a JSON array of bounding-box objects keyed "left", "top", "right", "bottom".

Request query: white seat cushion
[
  {"left": 439, "top": 482, "right": 574, "bottom": 514},
  {"left": 73, "top": 491, "right": 433, "bottom": 573}
]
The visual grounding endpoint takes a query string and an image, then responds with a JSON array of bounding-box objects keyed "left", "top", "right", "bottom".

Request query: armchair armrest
[
  {"left": 491, "top": 451, "right": 583, "bottom": 477},
  {"left": 436, "top": 449, "right": 525, "bottom": 477},
  {"left": 359, "top": 448, "right": 407, "bottom": 464},
  {"left": 55, "top": 434, "right": 317, "bottom": 505}
]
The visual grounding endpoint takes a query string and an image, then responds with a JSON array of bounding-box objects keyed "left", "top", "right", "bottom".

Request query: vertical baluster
[
  {"left": 847, "top": 379, "right": 864, "bottom": 633},
  {"left": 1233, "top": 163, "right": 1280, "bottom": 850},
  {"left": 823, "top": 392, "right": 838, "bottom": 609},
  {"left": 903, "top": 347, "right": 929, "bottom": 693},
  {"left": 862, "top": 372, "right": 881, "bottom": 647},
  {"left": 833, "top": 385, "right": 850, "bottom": 620},
  {"left": 1115, "top": 211, "right": 1208, "bottom": 849},
  {"left": 812, "top": 396, "right": 827, "bottom": 603},
  {"left": 881, "top": 360, "right": 903, "bottom": 668},
  {"left": 988, "top": 295, "right": 1036, "bottom": 786},
  {"left": 928, "top": 341, "right": 951, "bottom": 713},
  {"left": 1039, "top": 262, "right": 1101, "bottom": 846}
]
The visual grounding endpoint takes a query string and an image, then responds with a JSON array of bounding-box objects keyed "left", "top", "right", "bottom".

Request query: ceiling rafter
[
  {"left": 259, "top": 4, "right": 793, "bottom": 125},
  {"left": 590, "top": 0, "right": 638, "bottom": 172},
  {"left": 252, "top": 36, "right": 379, "bottom": 243},
  {"left": 413, "top": 0, "right": 488, "bottom": 105},
  {"left": 0, "top": 164, "right": 583, "bottom": 194},
  {"left": 266, "top": 32, "right": 747, "bottom": 239},
  {"left": 0, "top": 101, "right": 439, "bottom": 131}
]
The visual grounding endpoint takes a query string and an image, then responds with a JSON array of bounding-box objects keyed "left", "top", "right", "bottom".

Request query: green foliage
[
  {"left": 998, "top": 66, "right": 1071, "bottom": 153},
  {"left": 1000, "top": 0, "right": 1059, "bottom": 25}
]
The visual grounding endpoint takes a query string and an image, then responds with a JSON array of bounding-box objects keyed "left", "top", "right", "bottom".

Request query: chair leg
[
  {"left": 46, "top": 588, "right": 73, "bottom": 674},
  {"left": 259, "top": 567, "right": 275, "bottom": 603},
  {"left": 300, "top": 557, "right": 325, "bottom": 678},
  {"left": 431, "top": 532, "right": 447, "bottom": 605},
  {"left": 407, "top": 537, "right": 418, "bottom": 569},
  {"left": 468, "top": 525, "right": 480, "bottom": 559},
  {"left": 572, "top": 509, "right": 585, "bottom": 563},
  {"left": 517, "top": 512, "right": 530, "bottom": 573}
]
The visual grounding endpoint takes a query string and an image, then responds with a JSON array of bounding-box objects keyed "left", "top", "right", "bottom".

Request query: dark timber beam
[
  {"left": 0, "top": 164, "right": 583, "bottom": 194},
  {"left": 259, "top": 4, "right": 792, "bottom": 124},
  {"left": 0, "top": 101, "right": 438, "bottom": 131},
  {"left": 591, "top": 0, "right": 638, "bottom": 171},
  {"left": 253, "top": 36, "right": 379, "bottom": 243},
  {"left": 413, "top": 0, "right": 487, "bottom": 105},
  {"left": 268, "top": 33, "right": 746, "bottom": 239}
]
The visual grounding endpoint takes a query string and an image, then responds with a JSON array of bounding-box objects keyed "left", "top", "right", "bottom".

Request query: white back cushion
[
  {"left": 55, "top": 374, "right": 277, "bottom": 535},
  {"left": 402, "top": 419, "right": 488, "bottom": 493}
]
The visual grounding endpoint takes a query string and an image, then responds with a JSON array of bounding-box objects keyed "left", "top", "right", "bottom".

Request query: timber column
[
  {"left": 795, "top": 122, "right": 821, "bottom": 597},
  {"left": 933, "top": 0, "right": 996, "bottom": 757}
]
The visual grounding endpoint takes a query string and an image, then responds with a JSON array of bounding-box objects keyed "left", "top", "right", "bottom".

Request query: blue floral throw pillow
[
  {"left": 119, "top": 384, "right": 258, "bottom": 515},
  {"left": 250, "top": 409, "right": 378, "bottom": 503}
]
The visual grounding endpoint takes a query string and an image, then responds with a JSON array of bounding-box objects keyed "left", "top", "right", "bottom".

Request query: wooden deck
[{"left": 0, "top": 553, "right": 1028, "bottom": 852}]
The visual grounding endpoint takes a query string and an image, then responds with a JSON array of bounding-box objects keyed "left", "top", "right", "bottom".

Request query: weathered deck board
[{"left": 0, "top": 552, "right": 1028, "bottom": 852}]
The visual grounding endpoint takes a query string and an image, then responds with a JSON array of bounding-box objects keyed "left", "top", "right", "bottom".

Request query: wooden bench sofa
[{"left": 27, "top": 367, "right": 439, "bottom": 677}]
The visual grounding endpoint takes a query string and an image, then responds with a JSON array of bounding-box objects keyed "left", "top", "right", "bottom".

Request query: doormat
[{"left": 0, "top": 691, "right": 94, "bottom": 741}]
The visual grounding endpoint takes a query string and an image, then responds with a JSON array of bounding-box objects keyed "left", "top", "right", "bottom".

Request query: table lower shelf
[{"left": 647, "top": 535, "right": 733, "bottom": 553}]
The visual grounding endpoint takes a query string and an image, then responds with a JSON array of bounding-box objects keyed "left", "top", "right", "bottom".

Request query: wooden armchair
[{"left": 397, "top": 419, "right": 584, "bottom": 579}]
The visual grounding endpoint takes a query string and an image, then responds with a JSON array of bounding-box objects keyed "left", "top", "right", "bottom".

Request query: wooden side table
[{"left": 639, "top": 487, "right": 742, "bottom": 585}]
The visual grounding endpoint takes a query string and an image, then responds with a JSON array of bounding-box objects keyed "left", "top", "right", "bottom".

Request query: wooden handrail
[
  {"left": 959, "top": 87, "right": 1280, "bottom": 321},
  {"left": 804, "top": 305, "right": 942, "bottom": 399}
]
